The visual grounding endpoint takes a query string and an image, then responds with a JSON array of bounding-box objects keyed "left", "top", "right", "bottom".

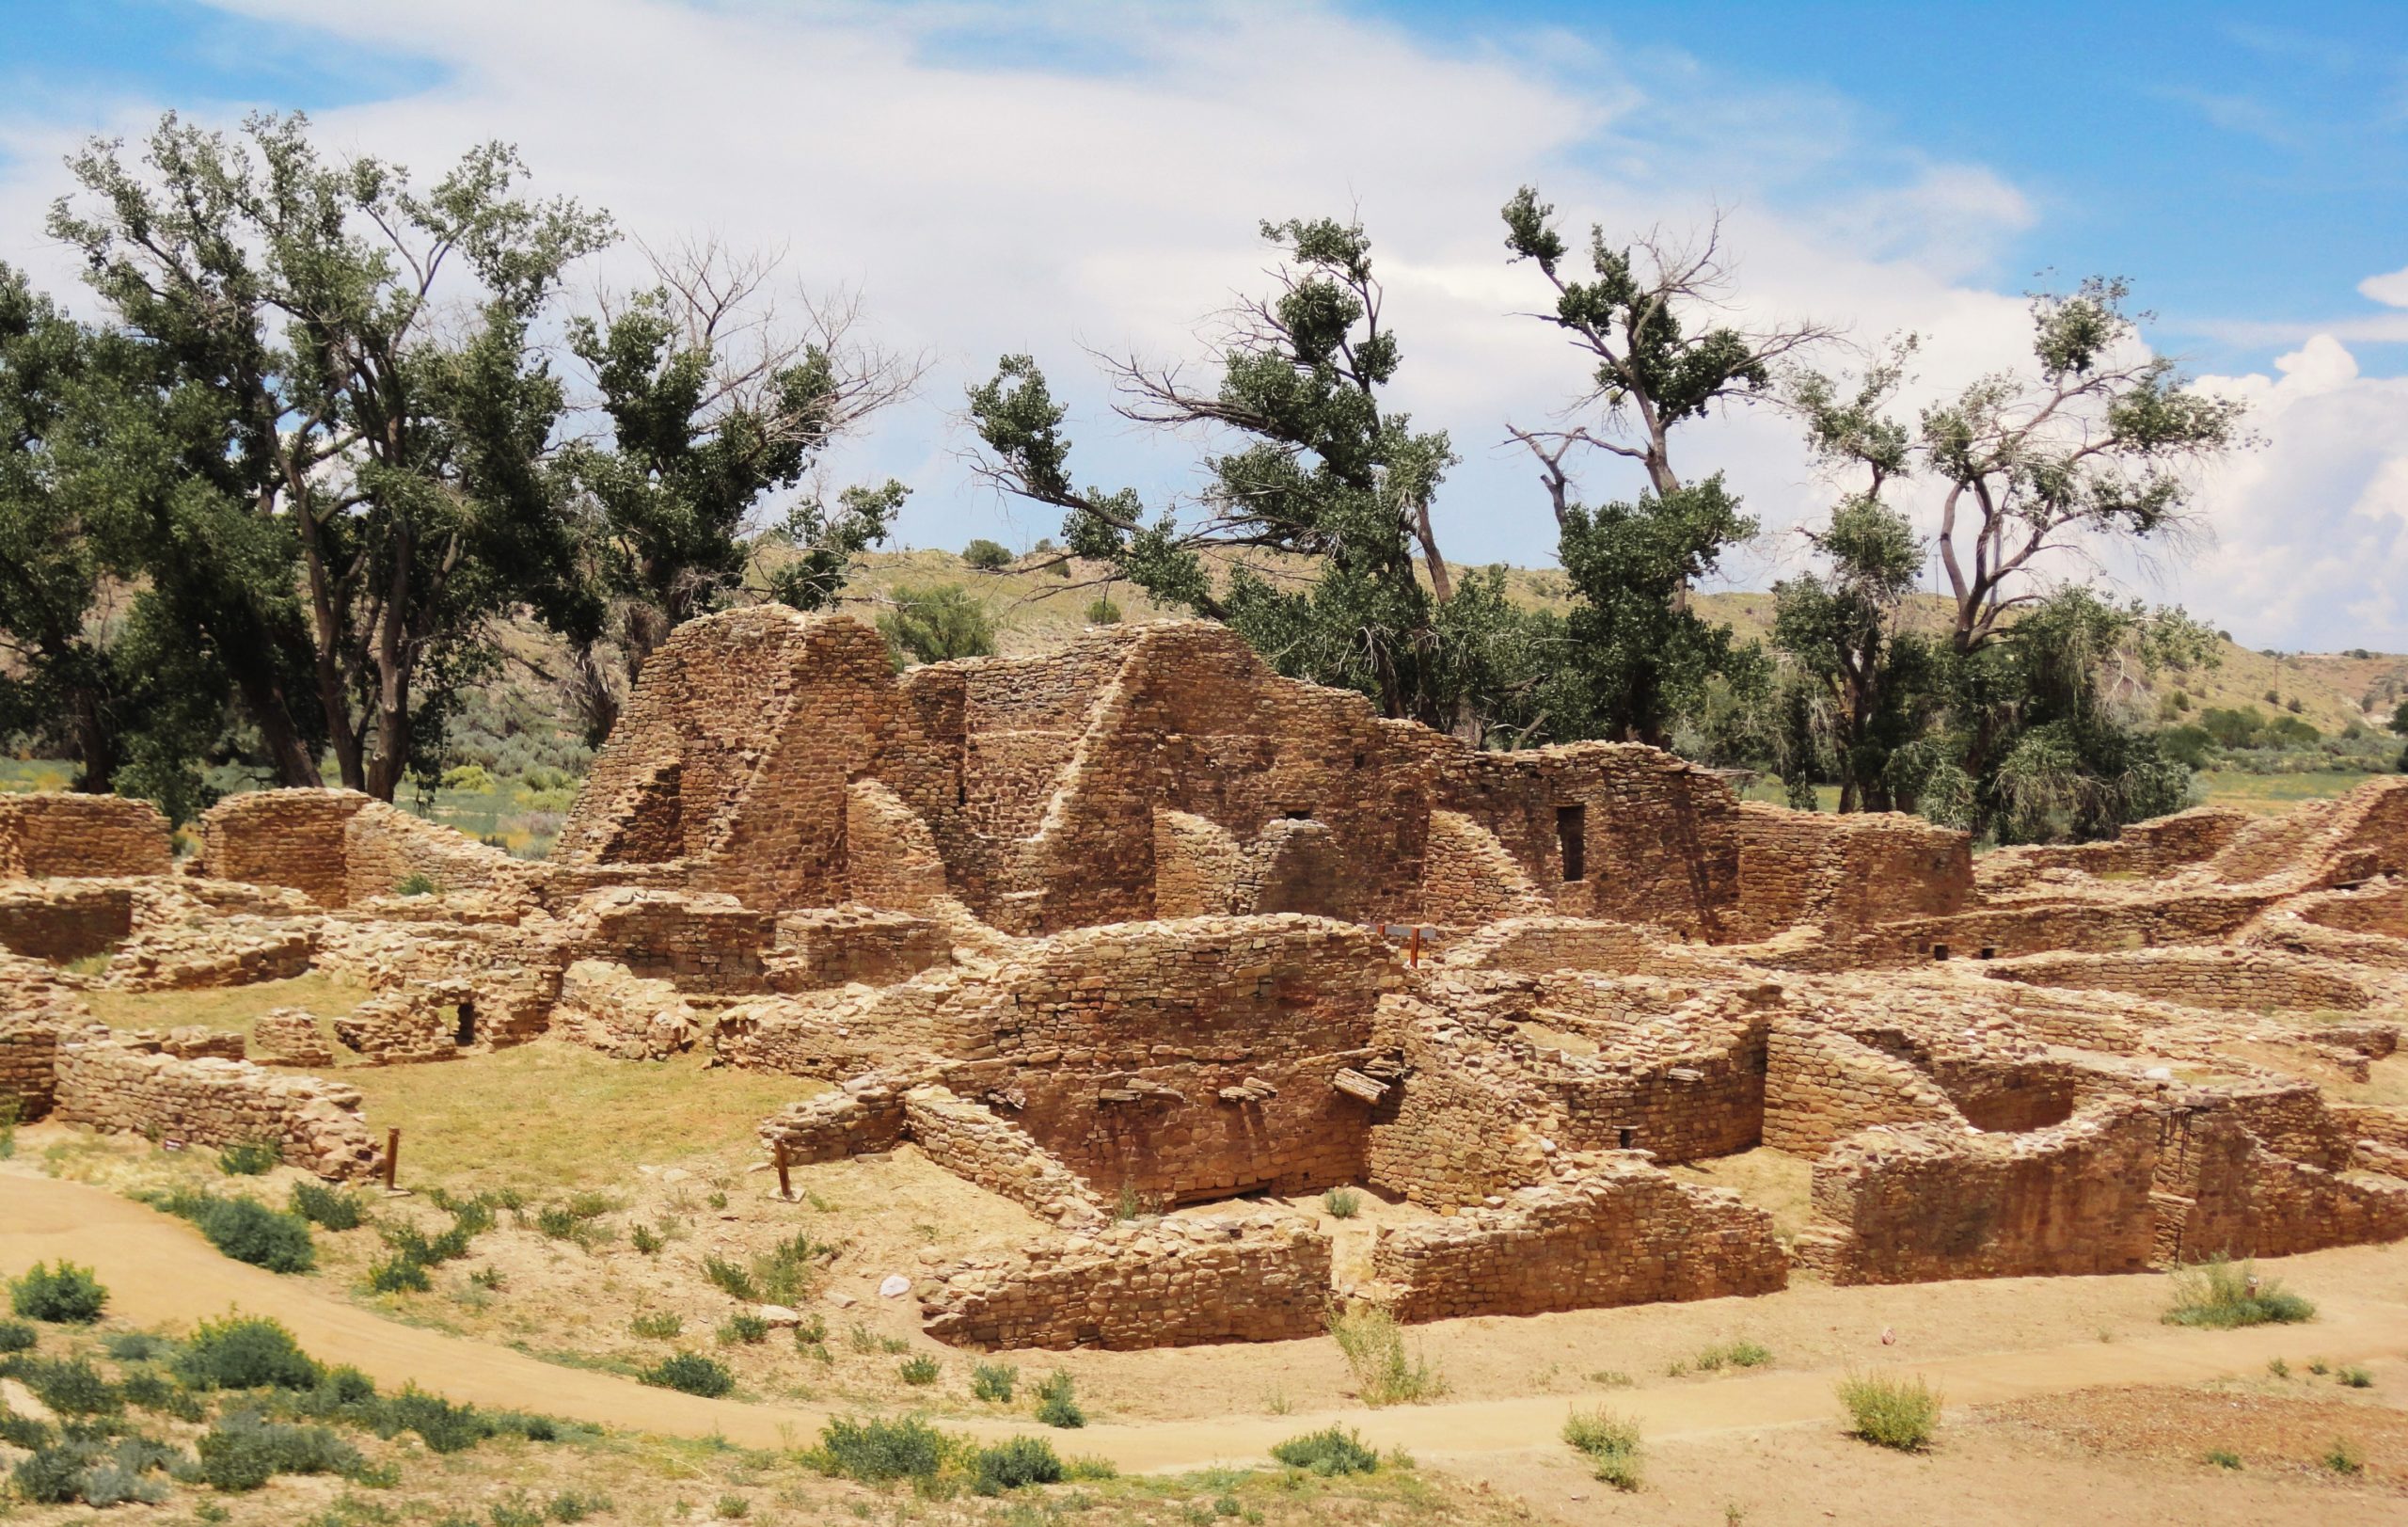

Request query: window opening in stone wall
[
  {"left": 1556, "top": 804, "right": 1587, "bottom": 882},
  {"left": 453, "top": 1002, "right": 477, "bottom": 1047},
  {"left": 1283, "top": 806, "right": 1315, "bottom": 820}
]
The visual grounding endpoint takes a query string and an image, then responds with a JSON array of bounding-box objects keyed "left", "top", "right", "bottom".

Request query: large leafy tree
[
  {"left": 562, "top": 242, "right": 916, "bottom": 740},
  {"left": 49, "top": 111, "right": 611, "bottom": 800},
  {"left": 971, "top": 216, "right": 1547, "bottom": 740}
]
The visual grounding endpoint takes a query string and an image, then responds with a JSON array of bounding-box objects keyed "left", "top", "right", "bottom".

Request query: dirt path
[{"left": 8, "top": 1173, "right": 2405, "bottom": 1473}]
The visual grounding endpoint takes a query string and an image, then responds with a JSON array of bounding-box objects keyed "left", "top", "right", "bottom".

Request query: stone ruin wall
[
  {"left": 1370, "top": 1162, "right": 1788, "bottom": 1323},
  {"left": 197, "top": 789, "right": 372, "bottom": 907},
  {"left": 51, "top": 1038, "right": 383, "bottom": 1180},
  {"left": 899, "top": 1084, "right": 1105, "bottom": 1229},
  {"left": 1983, "top": 947, "right": 2383, "bottom": 1014},
  {"left": 0, "top": 794, "right": 171, "bottom": 881},
  {"left": 0, "top": 881, "right": 135, "bottom": 963},
  {"left": 1728, "top": 803, "right": 1972, "bottom": 941},
  {"left": 919, "top": 1212, "right": 1330, "bottom": 1350}
]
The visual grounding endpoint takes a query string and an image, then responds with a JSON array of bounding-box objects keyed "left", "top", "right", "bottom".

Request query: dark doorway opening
[
  {"left": 453, "top": 1002, "right": 477, "bottom": 1048},
  {"left": 1557, "top": 804, "right": 1587, "bottom": 882}
]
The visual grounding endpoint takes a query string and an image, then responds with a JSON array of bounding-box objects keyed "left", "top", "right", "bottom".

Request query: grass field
[{"left": 2194, "top": 770, "right": 2386, "bottom": 816}]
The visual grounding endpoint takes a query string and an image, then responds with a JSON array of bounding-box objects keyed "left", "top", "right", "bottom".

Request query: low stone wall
[
  {"left": 1371, "top": 1161, "right": 1786, "bottom": 1323},
  {"left": 901, "top": 1086, "right": 1104, "bottom": 1228},
  {"left": 1975, "top": 807, "right": 2251, "bottom": 894},
  {"left": 920, "top": 1212, "right": 1330, "bottom": 1350},
  {"left": 1983, "top": 948, "right": 2378, "bottom": 1014},
  {"left": 1729, "top": 803, "right": 1971, "bottom": 940},
  {"left": 757, "top": 1074, "right": 911, "bottom": 1163},
  {"left": 333, "top": 994, "right": 461, "bottom": 1065},
  {"left": 1762, "top": 1020, "right": 1969, "bottom": 1155},
  {"left": 552, "top": 960, "right": 697, "bottom": 1060},
  {"left": 0, "top": 1021, "right": 69, "bottom": 1118},
  {"left": 713, "top": 990, "right": 894, "bottom": 1079},
  {"left": 0, "top": 881, "right": 135, "bottom": 963},
  {"left": 1796, "top": 1104, "right": 2161, "bottom": 1284},
  {"left": 768, "top": 906, "right": 952, "bottom": 991},
  {"left": 250, "top": 1009, "right": 334, "bottom": 1067},
  {"left": 52, "top": 1041, "right": 382, "bottom": 1179},
  {"left": 1772, "top": 891, "right": 2280, "bottom": 971},
  {"left": 103, "top": 919, "right": 313, "bottom": 992},
  {"left": 1436, "top": 917, "right": 1694, "bottom": 978},
  {"left": 2158, "top": 1105, "right": 2408, "bottom": 1261},
  {"left": 197, "top": 789, "right": 373, "bottom": 907},
  {"left": 343, "top": 803, "right": 518, "bottom": 904},
  {"left": 557, "top": 888, "right": 770, "bottom": 995},
  {"left": 0, "top": 794, "right": 171, "bottom": 880}
]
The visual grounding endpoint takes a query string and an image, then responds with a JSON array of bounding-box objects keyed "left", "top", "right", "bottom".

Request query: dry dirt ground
[{"left": 12, "top": 992, "right": 2408, "bottom": 1522}]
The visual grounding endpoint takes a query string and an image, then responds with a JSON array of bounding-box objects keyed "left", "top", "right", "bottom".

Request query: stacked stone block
[
  {"left": 0, "top": 794, "right": 171, "bottom": 880},
  {"left": 53, "top": 1040, "right": 381, "bottom": 1179}
]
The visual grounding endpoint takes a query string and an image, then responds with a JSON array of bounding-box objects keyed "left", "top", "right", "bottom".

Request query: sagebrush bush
[
  {"left": 174, "top": 1314, "right": 323, "bottom": 1392},
  {"left": 11, "top": 1443, "right": 92, "bottom": 1503},
  {"left": 289, "top": 1180, "right": 364, "bottom": 1231},
  {"left": 1562, "top": 1408, "right": 1642, "bottom": 1490},
  {"left": 808, "top": 1414, "right": 958, "bottom": 1483},
  {"left": 971, "top": 1360, "right": 1018, "bottom": 1403},
  {"left": 13, "top": 1355, "right": 120, "bottom": 1416},
  {"left": 102, "top": 1331, "right": 171, "bottom": 1362},
  {"left": 897, "top": 1354, "right": 941, "bottom": 1386},
  {"left": 1034, "top": 1369, "right": 1086, "bottom": 1428},
  {"left": 1327, "top": 1303, "right": 1444, "bottom": 1407},
  {"left": 718, "top": 1313, "right": 770, "bottom": 1346},
  {"left": 195, "top": 1410, "right": 362, "bottom": 1491},
  {"left": 631, "top": 1311, "right": 682, "bottom": 1339},
  {"left": 363, "top": 1253, "right": 432, "bottom": 1294},
  {"left": 10, "top": 1261, "right": 106, "bottom": 1323},
  {"left": 642, "top": 1353, "right": 735, "bottom": 1398},
  {"left": 1694, "top": 1340, "right": 1772, "bottom": 1372},
  {"left": 1271, "top": 1425, "right": 1381, "bottom": 1476},
  {"left": 2163, "top": 1257, "right": 2313, "bottom": 1329},
  {"left": 0, "top": 1318, "right": 36, "bottom": 1352},
  {"left": 961, "top": 537, "right": 1013, "bottom": 570},
  {"left": 1836, "top": 1372, "right": 1941, "bottom": 1451},
  {"left": 146, "top": 1191, "right": 315, "bottom": 1273},
  {"left": 973, "top": 1435, "right": 1064, "bottom": 1493},
  {"left": 1322, "top": 1187, "right": 1362, "bottom": 1219},
  {"left": 217, "top": 1138, "right": 279, "bottom": 1176}
]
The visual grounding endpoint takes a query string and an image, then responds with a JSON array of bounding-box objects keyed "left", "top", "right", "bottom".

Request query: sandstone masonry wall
[
  {"left": 0, "top": 794, "right": 171, "bottom": 880},
  {"left": 197, "top": 789, "right": 373, "bottom": 906},
  {"left": 0, "top": 881, "right": 134, "bottom": 962},
  {"left": 53, "top": 1041, "right": 382, "bottom": 1178}
]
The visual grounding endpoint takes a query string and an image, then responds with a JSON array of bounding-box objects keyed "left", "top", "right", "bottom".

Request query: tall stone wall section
[
  {"left": 899, "top": 1086, "right": 1105, "bottom": 1228},
  {"left": 1370, "top": 1163, "right": 1786, "bottom": 1322},
  {"left": 1729, "top": 803, "right": 1972, "bottom": 940},
  {"left": 52, "top": 1041, "right": 382, "bottom": 1179},
  {"left": 197, "top": 789, "right": 373, "bottom": 907},
  {"left": 0, "top": 794, "right": 171, "bottom": 881},
  {"left": 1763, "top": 1020, "right": 1971, "bottom": 1154},
  {"left": 919, "top": 1212, "right": 1330, "bottom": 1350},
  {"left": 0, "top": 882, "right": 135, "bottom": 962},
  {"left": 341, "top": 802, "right": 519, "bottom": 904}
]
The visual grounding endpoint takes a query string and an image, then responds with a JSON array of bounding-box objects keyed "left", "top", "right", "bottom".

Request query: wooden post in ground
[
  {"left": 774, "top": 1138, "right": 792, "bottom": 1201},
  {"left": 1407, "top": 927, "right": 1423, "bottom": 968},
  {"left": 383, "top": 1128, "right": 400, "bottom": 1192}
]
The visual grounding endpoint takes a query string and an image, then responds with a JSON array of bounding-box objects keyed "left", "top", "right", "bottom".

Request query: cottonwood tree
[
  {"left": 50, "top": 111, "right": 611, "bottom": 800},
  {"left": 970, "top": 216, "right": 1546, "bottom": 738},
  {"left": 562, "top": 239, "right": 918, "bottom": 740}
]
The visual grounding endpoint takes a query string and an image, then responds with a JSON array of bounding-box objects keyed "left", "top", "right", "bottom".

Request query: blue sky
[{"left": 4, "top": 2, "right": 2406, "bottom": 647}]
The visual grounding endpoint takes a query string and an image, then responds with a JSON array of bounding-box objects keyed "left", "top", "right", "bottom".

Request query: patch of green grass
[
  {"left": 2338, "top": 1365, "right": 2374, "bottom": 1389},
  {"left": 971, "top": 1361, "right": 1018, "bottom": 1403},
  {"left": 2324, "top": 1438, "right": 2364, "bottom": 1475},
  {"left": 217, "top": 1138, "right": 280, "bottom": 1176},
  {"left": 290, "top": 1180, "right": 366, "bottom": 1230},
  {"left": 1692, "top": 1340, "right": 1772, "bottom": 1372},
  {"left": 1835, "top": 1372, "right": 1941, "bottom": 1452},
  {"left": 2162, "top": 1257, "right": 2314, "bottom": 1329},
  {"left": 1035, "top": 1369, "right": 1086, "bottom": 1428},
  {"left": 1562, "top": 1408, "right": 1642, "bottom": 1490},
  {"left": 630, "top": 1312, "right": 683, "bottom": 1340},
  {"left": 2206, "top": 1448, "right": 2242, "bottom": 1470},
  {"left": 1271, "top": 1426, "right": 1380, "bottom": 1477},
  {"left": 717, "top": 1314, "right": 769, "bottom": 1346}
]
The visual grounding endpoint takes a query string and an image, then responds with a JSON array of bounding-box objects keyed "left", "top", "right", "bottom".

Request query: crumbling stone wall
[
  {"left": 920, "top": 1211, "right": 1329, "bottom": 1350},
  {"left": 553, "top": 960, "right": 696, "bottom": 1060},
  {"left": 103, "top": 918, "right": 313, "bottom": 992},
  {"left": 52, "top": 1040, "right": 382, "bottom": 1179},
  {"left": 1371, "top": 1161, "right": 1786, "bottom": 1322},
  {"left": 342, "top": 802, "right": 518, "bottom": 904},
  {"left": 1762, "top": 1019, "right": 1970, "bottom": 1154},
  {"left": 250, "top": 1010, "right": 334, "bottom": 1067},
  {"left": 1983, "top": 948, "right": 2379, "bottom": 1014},
  {"left": 197, "top": 789, "right": 373, "bottom": 906},
  {"left": 2154, "top": 1100, "right": 2408, "bottom": 1260},
  {"left": 0, "top": 1020, "right": 71, "bottom": 1118},
  {"left": 900, "top": 1085, "right": 1104, "bottom": 1228},
  {"left": 1729, "top": 803, "right": 1972, "bottom": 940},
  {"left": 767, "top": 906, "right": 951, "bottom": 991},
  {"left": 1796, "top": 1104, "right": 2162, "bottom": 1284},
  {"left": 1976, "top": 807, "right": 2251, "bottom": 895},
  {"left": 0, "top": 794, "right": 171, "bottom": 880},
  {"left": 758, "top": 1074, "right": 907, "bottom": 1163},
  {"left": 0, "top": 881, "right": 134, "bottom": 963},
  {"left": 556, "top": 888, "right": 770, "bottom": 995}
]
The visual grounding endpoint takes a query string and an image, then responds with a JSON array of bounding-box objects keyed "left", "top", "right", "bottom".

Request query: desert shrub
[
  {"left": 13, "top": 1355, "right": 119, "bottom": 1415},
  {"left": 290, "top": 1181, "right": 365, "bottom": 1231},
  {"left": 0, "top": 1407, "right": 52, "bottom": 1449},
  {"left": 1034, "top": 1369, "right": 1085, "bottom": 1428},
  {"left": 2339, "top": 1365, "right": 2374, "bottom": 1389},
  {"left": 12, "top": 1443, "right": 93, "bottom": 1503},
  {"left": 119, "top": 1367, "right": 197, "bottom": 1415},
  {"left": 1085, "top": 596, "right": 1122, "bottom": 625},
  {"left": 751, "top": 1233, "right": 835, "bottom": 1305},
  {"left": 146, "top": 1191, "right": 315, "bottom": 1273},
  {"left": 0, "top": 1318, "right": 36, "bottom": 1352},
  {"left": 547, "top": 1490, "right": 612, "bottom": 1521},
  {"left": 10, "top": 1260, "right": 106, "bottom": 1323},
  {"left": 2206, "top": 1447, "right": 2242, "bottom": 1469},
  {"left": 102, "top": 1330, "right": 172, "bottom": 1362},
  {"left": 1322, "top": 1187, "right": 1362, "bottom": 1219},
  {"left": 971, "top": 1360, "right": 1019, "bottom": 1403},
  {"left": 1836, "top": 1372, "right": 1941, "bottom": 1451},
  {"left": 718, "top": 1314, "right": 770, "bottom": 1346},
  {"left": 714, "top": 1495, "right": 751, "bottom": 1519},
  {"left": 808, "top": 1414, "right": 958, "bottom": 1483},
  {"left": 973, "top": 1435, "right": 1064, "bottom": 1493},
  {"left": 1271, "top": 1425, "right": 1380, "bottom": 1476},
  {"left": 630, "top": 1223, "right": 664, "bottom": 1254},
  {"left": 175, "top": 1315, "right": 323, "bottom": 1392},
  {"left": 961, "top": 538, "right": 1013, "bottom": 570},
  {"left": 2325, "top": 1438, "right": 2364, "bottom": 1474},
  {"left": 196, "top": 1410, "right": 362, "bottom": 1491},
  {"left": 364, "top": 1254, "right": 433, "bottom": 1294},
  {"left": 642, "top": 1353, "right": 735, "bottom": 1398},
  {"left": 1562, "top": 1408, "right": 1642, "bottom": 1490},
  {"left": 631, "top": 1312, "right": 683, "bottom": 1340},
  {"left": 395, "top": 872, "right": 438, "bottom": 897},
  {"left": 701, "top": 1254, "right": 757, "bottom": 1300},
  {"left": 217, "top": 1139, "right": 279, "bottom": 1176},
  {"left": 897, "top": 1355, "right": 941, "bottom": 1386},
  {"left": 1327, "top": 1303, "right": 1444, "bottom": 1407},
  {"left": 2163, "top": 1257, "right": 2313, "bottom": 1329},
  {"left": 1694, "top": 1340, "right": 1773, "bottom": 1372},
  {"left": 534, "top": 1206, "right": 586, "bottom": 1242},
  {"left": 379, "top": 1387, "right": 491, "bottom": 1453}
]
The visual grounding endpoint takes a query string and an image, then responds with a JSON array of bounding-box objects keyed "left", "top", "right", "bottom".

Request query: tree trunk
[
  {"left": 234, "top": 671, "right": 324, "bottom": 788},
  {"left": 67, "top": 687, "right": 118, "bottom": 795}
]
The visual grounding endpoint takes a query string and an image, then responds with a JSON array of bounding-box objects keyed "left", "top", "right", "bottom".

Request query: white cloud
[
  {"left": 2359, "top": 264, "right": 2408, "bottom": 308},
  {"left": 0, "top": 0, "right": 2394, "bottom": 649}
]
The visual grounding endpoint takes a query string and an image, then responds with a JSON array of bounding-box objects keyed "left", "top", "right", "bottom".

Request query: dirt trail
[{"left": 8, "top": 1173, "right": 2405, "bottom": 1472}]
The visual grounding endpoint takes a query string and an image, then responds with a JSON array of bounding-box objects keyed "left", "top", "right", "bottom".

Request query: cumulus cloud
[
  {"left": 0, "top": 0, "right": 2393, "bottom": 649},
  {"left": 2359, "top": 264, "right": 2408, "bottom": 308}
]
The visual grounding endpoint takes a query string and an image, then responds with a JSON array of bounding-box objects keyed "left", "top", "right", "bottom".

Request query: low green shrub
[
  {"left": 718, "top": 1314, "right": 770, "bottom": 1346},
  {"left": 12, "top": 1443, "right": 93, "bottom": 1503},
  {"left": 1835, "top": 1372, "right": 1941, "bottom": 1451},
  {"left": 10, "top": 1261, "right": 106, "bottom": 1323},
  {"left": 217, "top": 1139, "right": 280, "bottom": 1176},
  {"left": 1322, "top": 1187, "right": 1362, "bottom": 1219},
  {"left": 631, "top": 1312, "right": 683, "bottom": 1340},
  {"left": 364, "top": 1253, "right": 433, "bottom": 1294},
  {"left": 973, "top": 1435, "right": 1063, "bottom": 1493},
  {"left": 1327, "top": 1303, "right": 1444, "bottom": 1407},
  {"left": 807, "top": 1414, "right": 958, "bottom": 1483},
  {"left": 2206, "top": 1447, "right": 2242, "bottom": 1469},
  {"left": 1562, "top": 1408, "right": 1642, "bottom": 1490},
  {"left": 2325, "top": 1438, "right": 2364, "bottom": 1474},
  {"left": 12, "top": 1355, "right": 119, "bottom": 1416},
  {"left": 1035, "top": 1369, "right": 1086, "bottom": 1428},
  {"left": 146, "top": 1190, "right": 315, "bottom": 1273},
  {"left": 641, "top": 1353, "right": 735, "bottom": 1398},
  {"left": 701, "top": 1254, "right": 756, "bottom": 1299},
  {"left": 0, "top": 1318, "right": 35, "bottom": 1352},
  {"left": 2162, "top": 1257, "right": 2314, "bottom": 1329},
  {"left": 290, "top": 1181, "right": 365, "bottom": 1231},
  {"left": 2338, "top": 1365, "right": 2374, "bottom": 1389},
  {"left": 195, "top": 1410, "right": 362, "bottom": 1491},
  {"left": 101, "top": 1331, "right": 171, "bottom": 1362},
  {"left": 1271, "top": 1425, "right": 1380, "bottom": 1476},
  {"left": 970, "top": 1360, "right": 1018, "bottom": 1403},
  {"left": 1694, "top": 1340, "right": 1773, "bottom": 1372},
  {"left": 174, "top": 1315, "right": 323, "bottom": 1392}
]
